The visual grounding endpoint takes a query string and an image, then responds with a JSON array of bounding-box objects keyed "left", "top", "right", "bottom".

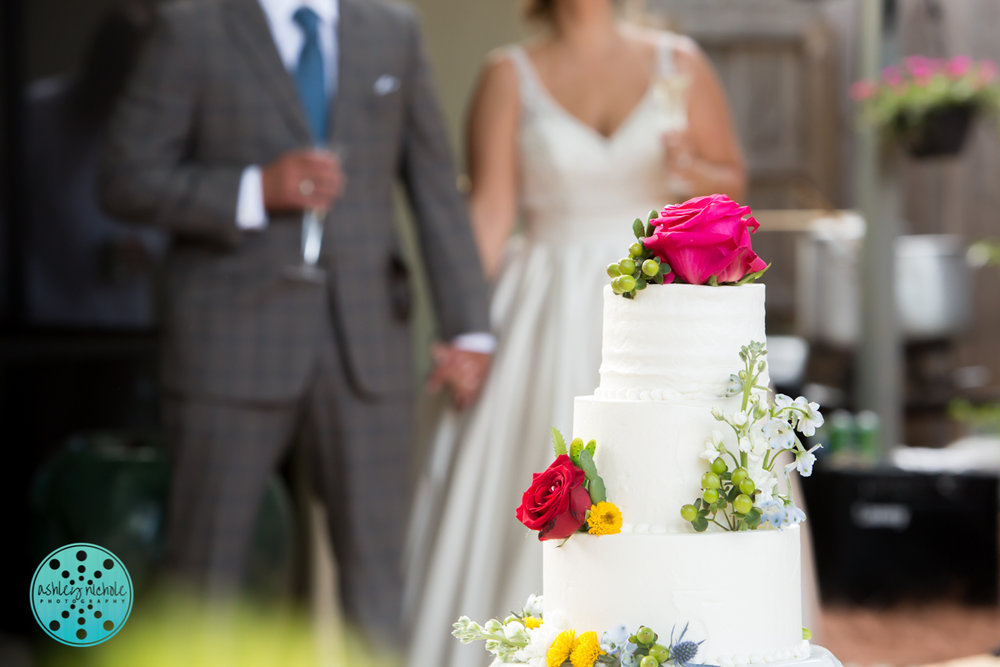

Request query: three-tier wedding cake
[{"left": 454, "top": 196, "right": 841, "bottom": 667}]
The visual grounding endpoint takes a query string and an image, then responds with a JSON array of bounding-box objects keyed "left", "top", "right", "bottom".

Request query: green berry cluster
[
  {"left": 608, "top": 211, "right": 671, "bottom": 299},
  {"left": 631, "top": 626, "right": 672, "bottom": 667},
  {"left": 680, "top": 457, "right": 762, "bottom": 532}
]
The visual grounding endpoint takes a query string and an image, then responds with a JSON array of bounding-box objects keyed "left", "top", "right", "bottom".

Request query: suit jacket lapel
[
  {"left": 330, "top": 0, "right": 365, "bottom": 147},
  {"left": 224, "top": 0, "right": 312, "bottom": 145}
]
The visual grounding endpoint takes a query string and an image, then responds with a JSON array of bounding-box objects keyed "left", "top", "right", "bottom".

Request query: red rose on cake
[
  {"left": 643, "top": 194, "right": 767, "bottom": 285},
  {"left": 516, "top": 454, "right": 592, "bottom": 540}
]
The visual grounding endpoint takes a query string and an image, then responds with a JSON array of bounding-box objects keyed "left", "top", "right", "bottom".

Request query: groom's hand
[
  {"left": 428, "top": 343, "right": 491, "bottom": 409},
  {"left": 262, "top": 148, "right": 344, "bottom": 213}
]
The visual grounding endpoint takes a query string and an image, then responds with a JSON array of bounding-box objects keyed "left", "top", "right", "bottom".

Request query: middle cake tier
[{"left": 574, "top": 394, "right": 748, "bottom": 532}]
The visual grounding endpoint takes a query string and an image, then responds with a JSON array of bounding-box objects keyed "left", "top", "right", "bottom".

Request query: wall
[
  {"left": 408, "top": 0, "right": 522, "bottom": 156},
  {"left": 898, "top": 0, "right": 1000, "bottom": 401}
]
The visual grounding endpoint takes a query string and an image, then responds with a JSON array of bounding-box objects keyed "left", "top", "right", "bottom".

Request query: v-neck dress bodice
[{"left": 508, "top": 42, "right": 675, "bottom": 244}]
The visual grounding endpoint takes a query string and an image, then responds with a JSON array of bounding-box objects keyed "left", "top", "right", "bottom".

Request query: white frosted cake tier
[
  {"left": 574, "top": 394, "right": 742, "bottom": 531},
  {"left": 597, "top": 283, "right": 768, "bottom": 399},
  {"left": 543, "top": 528, "right": 805, "bottom": 666}
]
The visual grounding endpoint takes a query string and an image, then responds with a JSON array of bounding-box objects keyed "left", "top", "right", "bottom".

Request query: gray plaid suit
[{"left": 100, "top": 0, "right": 488, "bottom": 642}]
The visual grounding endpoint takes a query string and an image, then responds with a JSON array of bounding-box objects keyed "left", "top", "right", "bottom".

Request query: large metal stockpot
[{"left": 795, "top": 214, "right": 972, "bottom": 346}]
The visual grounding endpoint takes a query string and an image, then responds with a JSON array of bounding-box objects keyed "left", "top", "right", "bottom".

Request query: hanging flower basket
[
  {"left": 851, "top": 55, "right": 1000, "bottom": 160},
  {"left": 897, "top": 103, "right": 977, "bottom": 158}
]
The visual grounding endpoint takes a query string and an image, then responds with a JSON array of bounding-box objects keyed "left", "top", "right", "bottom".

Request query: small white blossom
[
  {"left": 785, "top": 504, "right": 807, "bottom": 524},
  {"left": 522, "top": 593, "right": 543, "bottom": 618},
  {"left": 601, "top": 624, "right": 640, "bottom": 665},
  {"left": 504, "top": 621, "right": 527, "bottom": 642},
  {"left": 758, "top": 498, "right": 786, "bottom": 528},
  {"left": 755, "top": 474, "right": 777, "bottom": 502},
  {"left": 727, "top": 373, "right": 744, "bottom": 396},
  {"left": 734, "top": 410, "right": 749, "bottom": 426},
  {"left": 786, "top": 444, "right": 822, "bottom": 477},
  {"left": 760, "top": 498, "right": 806, "bottom": 528},
  {"left": 601, "top": 624, "right": 630, "bottom": 654},
  {"left": 773, "top": 393, "right": 794, "bottom": 410},
  {"left": 745, "top": 456, "right": 770, "bottom": 486},
  {"left": 514, "top": 620, "right": 562, "bottom": 666},
  {"left": 795, "top": 400, "right": 824, "bottom": 437},
  {"left": 746, "top": 421, "right": 770, "bottom": 456},
  {"left": 763, "top": 417, "right": 796, "bottom": 451},
  {"left": 700, "top": 431, "right": 726, "bottom": 462},
  {"left": 452, "top": 616, "right": 480, "bottom": 643}
]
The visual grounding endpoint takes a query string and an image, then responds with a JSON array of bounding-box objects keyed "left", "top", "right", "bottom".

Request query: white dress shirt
[{"left": 236, "top": 0, "right": 339, "bottom": 229}]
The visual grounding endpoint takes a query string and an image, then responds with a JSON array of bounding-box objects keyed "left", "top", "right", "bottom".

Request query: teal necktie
[{"left": 292, "top": 7, "right": 327, "bottom": 143}]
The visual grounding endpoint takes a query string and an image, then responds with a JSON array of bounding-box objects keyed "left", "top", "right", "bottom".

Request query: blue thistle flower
[
  {"left": 671, "top": 640, "right": 700, "bottom": 665},
  {"left": 667, "top": 623, "right": 710, "bottom": 667}
]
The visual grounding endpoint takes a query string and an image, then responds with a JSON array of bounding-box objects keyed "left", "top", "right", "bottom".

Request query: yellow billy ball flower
[
  {"left": 547, "top": 629, "right": 575, "bottom": 667},
  {"left": 524, "top": 616, "right": 543, "bottom": 630},
  {"left": 570, "top": 631, "right": 605, "bottom": 667},
  {"left": 587, "top": 502, "right": 623, "bottom": 536}
]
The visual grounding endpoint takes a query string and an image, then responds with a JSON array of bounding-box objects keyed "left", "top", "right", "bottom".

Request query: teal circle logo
[{"left": 30, "top": 543, "right": 133, "bottom": 646}]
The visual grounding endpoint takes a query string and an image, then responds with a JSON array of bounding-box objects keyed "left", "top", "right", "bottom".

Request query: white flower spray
[{"left": 681, "top": 341, "right": 824, "bottom": 531}]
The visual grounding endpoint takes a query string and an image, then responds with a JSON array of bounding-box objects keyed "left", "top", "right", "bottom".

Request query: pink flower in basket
[{"left": 852, "top": 55, "right": 1000, "bottom": 134}]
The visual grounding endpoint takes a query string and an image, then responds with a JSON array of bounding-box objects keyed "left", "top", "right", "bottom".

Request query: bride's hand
[
  {"left": 662, "top": 130, "right": 698, "bottom": 199},
  {"left": 662, "top": 130, "right": 697, "bottom": 179},
  {"left": 427, "top": 344, "right": 492, "bottom": 409}
]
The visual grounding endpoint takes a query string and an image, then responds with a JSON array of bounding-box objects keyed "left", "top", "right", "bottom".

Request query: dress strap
[{"left": 505, "top": 45, "right": 543, "bottom": 107}]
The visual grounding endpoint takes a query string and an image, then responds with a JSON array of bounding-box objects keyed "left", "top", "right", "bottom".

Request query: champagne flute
[
  {"left": 284, "top": 144, "right": 346, "bottom": 282},
  {"left": 652, "top": 72, "right": 690, "bottom": 134},
  {"left": 283, "top": 205, "right": 326, "bottom": 282},
  {"left": 651, "top": 61, "right": 693, "bottom": 199}
]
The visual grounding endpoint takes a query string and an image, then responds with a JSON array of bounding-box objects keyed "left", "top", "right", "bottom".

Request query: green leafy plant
[{"left": 552, "top": 428, "right": 606, "bottom": 504}]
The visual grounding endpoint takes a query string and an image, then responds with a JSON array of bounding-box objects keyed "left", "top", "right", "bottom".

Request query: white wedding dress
[{"left": 404, "top": 39, "right": 680, "bottom": 666}]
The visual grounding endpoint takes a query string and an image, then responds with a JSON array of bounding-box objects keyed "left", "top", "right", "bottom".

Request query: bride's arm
[
  {"left": 464, "top": 53, "right": 520, "bottom": 280},
  {"left": 665, "top": 37, "right": 747, "bottom": 201}
]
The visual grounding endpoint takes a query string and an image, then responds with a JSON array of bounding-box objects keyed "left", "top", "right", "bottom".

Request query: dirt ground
[{"left": 819, "top": 601, "right": 1000, "bottom": 666}]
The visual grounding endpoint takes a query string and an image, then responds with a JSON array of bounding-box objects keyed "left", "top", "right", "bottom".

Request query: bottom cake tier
[
  {"left": 543, "top": 527, "right": 807, "bottom": 666},
  {"left": 491, "top": 645, "right": 843, "bottom": 667}
]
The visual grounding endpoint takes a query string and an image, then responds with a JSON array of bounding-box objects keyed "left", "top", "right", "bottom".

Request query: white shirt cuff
[
  {"left": 451, "top": 332, "right": 496, "bottom": 354},
  {"left": 236, "top": 166, "right": 268, "bottom": 230}
]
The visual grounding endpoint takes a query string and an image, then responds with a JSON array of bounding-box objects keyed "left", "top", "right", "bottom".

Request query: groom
[{"left": 100, "top": 0, "right": 490, "bottom": 645}]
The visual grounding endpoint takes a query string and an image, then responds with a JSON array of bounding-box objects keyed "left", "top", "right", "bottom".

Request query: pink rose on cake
[
  {"left": 643, "top": 194, "right": 768, "bottom": 285},
  {"left": 516, "top": 454, "right": 591, "bottom": 541}
]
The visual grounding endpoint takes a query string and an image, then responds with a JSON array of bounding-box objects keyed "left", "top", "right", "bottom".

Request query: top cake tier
[{"left": 597, "top": 283, "right": 767, "bottom": 400}]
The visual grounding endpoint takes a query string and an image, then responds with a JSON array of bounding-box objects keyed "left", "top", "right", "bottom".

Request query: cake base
[
  {"left": 490, "top": 644, "right": 843, "bottom": 667},
  {"left": 543, "top": 528, "right": 804, "bottom": 664}
]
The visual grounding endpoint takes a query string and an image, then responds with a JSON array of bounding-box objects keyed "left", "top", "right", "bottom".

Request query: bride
[{"left": 405, "top": 1, "right": 745, "bottom": 664}]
